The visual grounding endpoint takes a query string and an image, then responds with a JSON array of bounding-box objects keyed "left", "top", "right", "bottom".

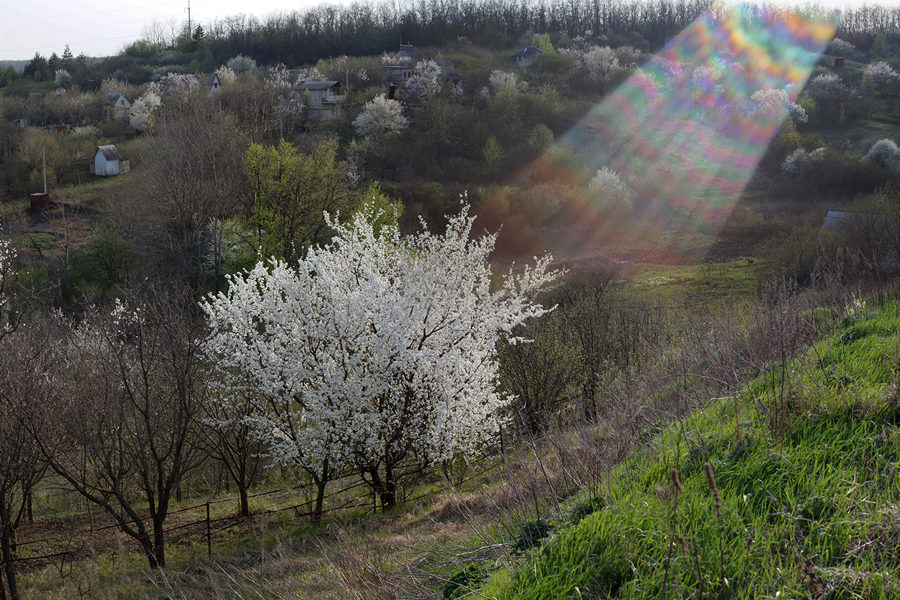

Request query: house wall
[{"left": 94, "top": 153, "right": 120, "bottom": 176}]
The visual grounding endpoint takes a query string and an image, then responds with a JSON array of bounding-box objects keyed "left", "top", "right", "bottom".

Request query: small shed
[
  {"left": 297, "top": 80, "right": 345, "bottom": 122},
  {"left": 834, "top": 56, "right": 845, "bottom": 68},
  {"left": 91, "top": 145, "right": 129, "bottom": 177},
  {"left": 513, "top": 46, "right": 545, "bottom": 67}
]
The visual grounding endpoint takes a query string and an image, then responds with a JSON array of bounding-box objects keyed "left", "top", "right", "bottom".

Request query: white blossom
[
  {"left": 54, "top": 69, "right": 71, "bottom": 88},
  {"left": 214, "top": 65, "right": 236, "bottom": 85},
  {"left": 749, "top": 88, "right": 806, "bottom": 123},
  {"left": 129, "top": 91, "right": 162, "bottom": 132},
  {"left": 865, "top": 61, "right": 900, "bottom": 90},
  {"left": 829, "top": 37, "right": 855, "bottom": 56},
  {"left": 404, "top": 59, "right": 443, "bottom": 101},
  {"left": 863, "top": 138, "right": 900, "bottom": 170},
  {"left": 584, "top": 46, "right": 620, "bottom": 81},
  {"left": 809, "top": 72, "right": 846, "bottom": 98},
  {"left": 202, "top": 203, "right": 558, "bottom": 479},
  {"left": 781, "top": 147, "right": 825, "bottom": 175},
  {"left": 353, "top": 95, "right": 407, "bottom": 137},
  {"left": 226, "top": 54, "right": 257, "bottom": 74}
]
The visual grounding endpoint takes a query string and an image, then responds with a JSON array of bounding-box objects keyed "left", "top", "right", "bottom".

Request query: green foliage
[
  {"left": 512, "top": 518, "right": 552, "bottom": 554},
  {"left": 443, "top": 564, "right": 489, "bottom": 599},
  {"left": 497, "top": 299, "right": 900, "bottom": 599},
  {"left": 242, "top": 138, "right": 358, "bottom": 263},
  {"left": 531, "top": 34, "right": 555, "bottom": 54}
]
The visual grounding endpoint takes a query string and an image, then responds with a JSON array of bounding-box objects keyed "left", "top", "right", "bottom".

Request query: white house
[
  {"left": 104, "top": 93, "right": 131, "bottom": 120},
  {"left": 202, "top": 73, "right": 222, "bottom": 95},
  {"left": 91, "top": 145, "right": 129, "bottom": 177},
  {"left": 297, "top": 80, "right": 345, "bottom": 122}
]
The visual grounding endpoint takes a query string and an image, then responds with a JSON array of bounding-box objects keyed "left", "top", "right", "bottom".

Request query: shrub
[{"left": 863, "top": 138, "right": 900, "bottom": 170}]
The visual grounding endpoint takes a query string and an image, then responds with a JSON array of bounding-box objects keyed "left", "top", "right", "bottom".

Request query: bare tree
[
  {"left": 39, "top": 288, "right": 206, "bottom": 568},
  {"left": 0, "top": 327, "right": 51, "bottom": 600},
  {"left": 135, "top": 96, "right": 246, "bottom": 294}
]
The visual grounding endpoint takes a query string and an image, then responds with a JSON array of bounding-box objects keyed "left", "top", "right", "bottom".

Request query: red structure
[{"left": 29, "top": 193, "right": 50, "bottom": 211}]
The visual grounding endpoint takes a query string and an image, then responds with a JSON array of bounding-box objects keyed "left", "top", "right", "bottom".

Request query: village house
[
  {"left": 202, "top": 73, "right": 222, "bottom": 95},
  {"left": 513, "top": 46, "right": 546, "bottom": 67},
  {"left": 297, "top": 80, "right": 346, "bottom": 122},
  {"left": 90, "top": 145, "right": 129, "bottom": 177},
  {"left": 104, "top": 93, "right": 131, "bottom": 120},
  {"left": 383, "top": 44, "right": 462, "bottom": 87}
]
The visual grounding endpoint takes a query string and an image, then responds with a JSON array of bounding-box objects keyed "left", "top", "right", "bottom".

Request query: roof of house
[
  {"left": 97, "top": 145, "right": 120, "bottom": 161},
  {"left": 434, "top": 57, "right": 461, "bottom": 81},
  {"left": 397, "top": 45, "right": 425, "bottom": 61},
  {"left": 106, "top": 92, "right": 123, "bottom": 102},
  {"left": 513, "top": 46, "right": 546, "bottom": 59},
  {"left": 202, "top": 73, "right": 220, "bottom": 87},
  {"left": 298, "top": 80, "right": 340, "bottom": 91}
]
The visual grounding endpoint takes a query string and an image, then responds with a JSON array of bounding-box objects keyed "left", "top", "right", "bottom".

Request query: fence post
[{"left": 206, "top": 502, "right": 211, "bottom": 559}]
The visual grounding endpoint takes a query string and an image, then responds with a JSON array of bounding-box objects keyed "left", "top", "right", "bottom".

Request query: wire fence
[{"left": 3, "top": 434, "right": 507, "bottom": 571}]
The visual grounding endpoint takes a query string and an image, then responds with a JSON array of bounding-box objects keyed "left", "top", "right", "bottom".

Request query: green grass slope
[{"left": 491, "top": 299, "right": 900, "bottom": 599}]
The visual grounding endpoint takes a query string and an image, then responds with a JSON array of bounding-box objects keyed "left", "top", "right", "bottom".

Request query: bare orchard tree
[
  {"left": 0, "top": 327, "right": 51, "bottom": 600},
  {"left": 199, "top": 379, "right": 266, "bottom": 517},
  {"left": 39, "top": 288, "right": 206, "bottom": 568},
  {"left": 136, "top": 96, "right": 246, "bottom": 294}
]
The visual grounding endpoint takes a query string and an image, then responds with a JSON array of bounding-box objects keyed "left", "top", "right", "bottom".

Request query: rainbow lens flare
[{"left": 487, "top": 3, "right": 836, "bottom": 264}]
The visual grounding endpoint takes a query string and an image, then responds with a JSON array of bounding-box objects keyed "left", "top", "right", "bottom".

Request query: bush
[{"left": 863, "top": 138, "right": 900, "bottom": 170}]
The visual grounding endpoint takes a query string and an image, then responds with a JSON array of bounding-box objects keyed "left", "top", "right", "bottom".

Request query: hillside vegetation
[{"left": 489, "top": 296, "right": 900, "bottom": 598}]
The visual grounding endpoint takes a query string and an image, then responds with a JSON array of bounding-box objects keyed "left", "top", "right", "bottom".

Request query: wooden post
[{"left": 205, "top": 502, "right": 211, "bottom": 558}]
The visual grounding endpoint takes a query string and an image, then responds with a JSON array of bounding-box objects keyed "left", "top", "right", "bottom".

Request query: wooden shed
[{"left": 91, "top": 145, "right": 129, "bottom": 177}]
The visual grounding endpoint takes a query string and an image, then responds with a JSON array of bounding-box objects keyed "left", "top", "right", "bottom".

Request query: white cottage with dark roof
[{"left": 104, "top": 93, "right": 131, "bottom": 120}]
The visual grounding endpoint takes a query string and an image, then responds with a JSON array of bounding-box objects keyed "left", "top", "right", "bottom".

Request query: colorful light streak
[{"left": 489, "top": 2, "right": 836, "bottom": 264}]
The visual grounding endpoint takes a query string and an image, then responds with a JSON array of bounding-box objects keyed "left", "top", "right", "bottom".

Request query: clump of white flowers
[
  {"left": 129, "top": 91, "right": 162, "bottom": 132},
  {"left": 404, "top": 59, "right": 443, "bottom": 101},
  {"left": 864, "top": 61, "right": 900, "bottom": 90},
  {"left": 863, "top": 138, "right": 900, "bottom": 170},
  {"left": 749, "top": 88, "right": 807, "bottom": 123},
  {"left": 0, "top": 239, "right": 14, "bottom": 335},
  {"left": 353, "top": 95, "right": 408, "bottom": 137},
  {"left": 829, "top": 37, "right": 855, "bottom": 56},
  {"left": 202, "top": 202, "right": 558, "bottom": 506},
  {"left": 781, "top": 147, "right": 826, "bottom": 175}
]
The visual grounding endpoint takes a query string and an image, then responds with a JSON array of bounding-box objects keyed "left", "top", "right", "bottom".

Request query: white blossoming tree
[
  {"left": 864, "top": 61, "right": 900, "bottom": 91},
  {"left": 202, "top": 203, "right": 557, "bottom": 513},
  {"left": 353, "top": 95, "right": 407, "bottom": 137},
  {"left": 0, "top": 240, "right": 13, "bottom": 341},
  {"left": 863, "top": 138, "right": 900, "bottom": 170},
  {"left": 129, "top": 91, "right": 162, "bottom": 132},
  {"left": 404, "top": 59, "right": 443, "bottom": 102}
]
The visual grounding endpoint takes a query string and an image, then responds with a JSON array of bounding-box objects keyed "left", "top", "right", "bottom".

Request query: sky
[
  {"left": 0, "top": 0, "right": 890, "bottom": 61},
  {"left": 0, "top": 0, "right": 344, "bottom": 61}
]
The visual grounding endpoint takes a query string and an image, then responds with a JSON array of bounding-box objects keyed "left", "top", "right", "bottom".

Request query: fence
[{"left": 2, "top": 436, "right": 507, "bottom": 572}]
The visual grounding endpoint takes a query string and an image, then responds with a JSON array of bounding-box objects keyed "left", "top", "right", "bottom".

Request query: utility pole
[
  {"left": 42, "top": 144, "right": 47, "bottom": 194},
  {"left": 186, "top": 0, "right": 191, "bottom": 37}
]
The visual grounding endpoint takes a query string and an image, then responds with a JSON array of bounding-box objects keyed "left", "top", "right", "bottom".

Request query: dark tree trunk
[
  {"left": 0, "top": 501, "right": 19, "bottom": 600},
  {"left": 152, "top": 516, "right": 166, "bottom": 568},
  {"left": 239, "top": 486, "right": 249, "bottom": 517},
  {"left": 312, "top": 479, "right": 327, "bottom": 523}
]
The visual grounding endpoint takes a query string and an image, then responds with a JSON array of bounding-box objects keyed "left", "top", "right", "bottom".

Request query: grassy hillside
[{"left": 488, "top": 297, "right": 900, "bottom": 599}]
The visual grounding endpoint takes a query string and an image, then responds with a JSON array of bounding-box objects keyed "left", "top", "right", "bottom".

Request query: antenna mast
[{"left": 187, "top": 0, "right": 191, "bottom": 37}]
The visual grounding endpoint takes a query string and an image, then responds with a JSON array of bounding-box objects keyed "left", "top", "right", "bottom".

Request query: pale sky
[
  {"left": 0, "top": 0, "right": 889, "bottom": 61},
  {"left": 0, "top": 0, "right": 347, "bottom": 60}
]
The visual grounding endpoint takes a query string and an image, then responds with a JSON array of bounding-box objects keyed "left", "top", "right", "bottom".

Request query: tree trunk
[
  {"left": 380, "top": 464, "right": 397, "bottom": 510},
  {"left": 0, "top": 501, "right": 19, "bottom": 600},
  {"left": 239, "top": 486, "right": 249, "bottom": 517},
  {"left": 152, "top": 517, "right": 166, "bottom": 569},
  {"left": 312, "top": 479, "right": 327, "bottom": 523}
]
